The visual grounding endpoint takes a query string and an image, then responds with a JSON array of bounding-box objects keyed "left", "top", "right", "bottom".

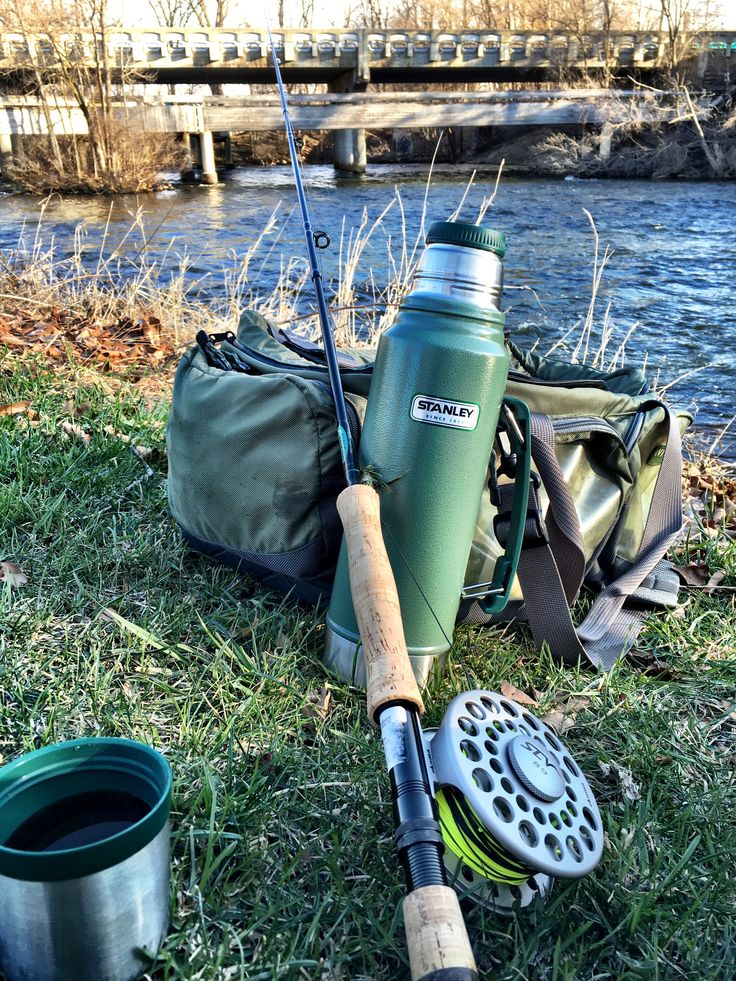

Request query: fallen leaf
[
  {"left": 62, "top": 398, "right": 92, "bottom": 418},
  {"left": 629, "top": 651, "right": 679, "bottom": 680},
  {"left": 60, "top": 420, "right": 92, "bottom": 445},
  {"left": 557, "top": 696, "right": 591, "bottom": 713},
  {"left": 500, "top": 682, "right": 538, "bottom": 707},
  {"left": 706, "top": 569, "right": 727, "bottom": 593},
  {"left": 0, "top": 560, "right": 28, "bottom": 587},
  {"left": 674, "top": 562, "right": 710, "bottom": 587},
  {"left": 599, "top": 761, "right": 641, "bottom": 802},
  {"left": 102, "top": 426, "right": 158, "bottom": 460},
  {"left": 0, "top": 401, "right": 34, "bottom": 418},
  {"left": 301, "top": 687, "right": 331, "bottom": 722},
  {"left": 541, "top": 710, "right": 576, "bottom": 735}
]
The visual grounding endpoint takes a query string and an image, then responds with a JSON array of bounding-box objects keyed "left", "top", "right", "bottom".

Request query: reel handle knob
[
  {"left": 336, "top": 483, "right": 424, "bottom": 725},
  {"left": 403, "top": 885, "right": 478, "bottom": 981}
]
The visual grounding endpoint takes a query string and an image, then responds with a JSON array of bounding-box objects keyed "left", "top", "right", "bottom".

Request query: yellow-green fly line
[{"left": 437, "top": 787, "right": 534, "bottom": 886}]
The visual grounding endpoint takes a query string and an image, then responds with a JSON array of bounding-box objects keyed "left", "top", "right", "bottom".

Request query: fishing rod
[
  {"left": 267, "top": 25, "right": 359, "bottom": 487},
  {"left": 266, "top": 26, "right": 479, "bottom": 981}
]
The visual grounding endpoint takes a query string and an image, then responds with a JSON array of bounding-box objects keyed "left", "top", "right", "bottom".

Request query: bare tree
[
  {"left": 146, "top": 0, "right": 196, "bottom": 26},
  {"left": 0, "top": 0, "right": 182, "bottom": 190},
  {"left": 299, "top": 0, "right": 315, "bottom": 28},
  {"left": 347, "top": 0, "right": 395, "bottom": 29},
  {"left": 187, "top": 0, "right": 229, "bottom": 27}
]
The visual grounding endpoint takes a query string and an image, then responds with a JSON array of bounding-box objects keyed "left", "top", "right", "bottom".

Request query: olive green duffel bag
[{"left": 167, "top": 309, "right": 690, "bottom": 670}]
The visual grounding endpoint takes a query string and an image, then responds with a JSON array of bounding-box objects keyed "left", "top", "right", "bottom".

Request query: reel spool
[{"left": 424, "top": 690, "right": 604, "bottom": 912}]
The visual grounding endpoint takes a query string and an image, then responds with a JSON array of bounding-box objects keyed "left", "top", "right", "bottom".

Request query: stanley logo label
[{"left": 411, "top": 394, "right": 479, "bottom": 431}]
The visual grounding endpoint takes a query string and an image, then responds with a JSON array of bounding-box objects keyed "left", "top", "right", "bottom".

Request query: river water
[{"left": 1, "top": 167, "right": 734, "bottom": 456}]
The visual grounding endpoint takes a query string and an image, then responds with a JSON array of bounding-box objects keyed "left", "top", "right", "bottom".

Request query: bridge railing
[{"left": 0, "top": 28, "right": 735, "bottom": 74}]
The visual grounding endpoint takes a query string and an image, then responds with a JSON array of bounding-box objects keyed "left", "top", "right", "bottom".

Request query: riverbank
[
  {"left": 2, "top": 175, "right": 735, "bottom": 456},
  {"left": 3, "top": 117, "right": 734, "bottom": 193},
  {"left": 230, "top": 110, "right": 736, "bottom": 181}
]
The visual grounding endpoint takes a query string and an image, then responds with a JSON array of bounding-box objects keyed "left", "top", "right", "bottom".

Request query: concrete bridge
[
  {"left": 0, "top": 88, "right": 697, "bottom": 179},
  {"left": 1, "top": 27, "right": 734, "bottom": 85}
]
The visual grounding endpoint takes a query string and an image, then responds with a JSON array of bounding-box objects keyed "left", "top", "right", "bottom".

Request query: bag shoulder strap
[{"left": 514, "top": 405, "right": 683, "bottom": 670}]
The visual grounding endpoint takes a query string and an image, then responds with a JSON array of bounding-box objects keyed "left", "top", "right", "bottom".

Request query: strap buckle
[{"left": 494, "top": 473, "right": 549, "bottom": 551}]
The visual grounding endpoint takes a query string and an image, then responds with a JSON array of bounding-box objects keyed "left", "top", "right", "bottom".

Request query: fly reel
[{"left": 424, "top": 690, "right": 604, "bottom": 912}]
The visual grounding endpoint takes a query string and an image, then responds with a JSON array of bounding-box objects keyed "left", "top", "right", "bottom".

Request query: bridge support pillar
[
  {"left": 198, "top": 130, "right": 218, "bottom": 184},
  {"left": 223, "top": 133, "right": 234, "bottom": 169},
  {"left": 328, "top": 71, "right": 367, "bottom": 175},
  {"left": 599, "top": 122, "right": 613, "bottom": 161},
  {"left": 0, "top": 133, "right": 14, "bottom": 176},
  {"left": 334, "top": 128, "right": 366, "bottom": 175}
]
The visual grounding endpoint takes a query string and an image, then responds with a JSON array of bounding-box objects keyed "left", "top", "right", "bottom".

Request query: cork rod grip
[
  {"left": 403, "top": 886, "right": 478, "bottom": 981},
  {"left": 336, "top": 483, "right": 424, "bottom": 725}
]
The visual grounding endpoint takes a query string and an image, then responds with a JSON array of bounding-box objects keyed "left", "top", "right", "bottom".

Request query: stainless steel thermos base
[
  {"left": 0, "top": 825, "right": 171, "bottom": 981},
  {"left": 324, "top": 620, "right": 448, "bottom": 688},
  {"left": 0, "top": 738, "right": 172, "bottom": 981}
]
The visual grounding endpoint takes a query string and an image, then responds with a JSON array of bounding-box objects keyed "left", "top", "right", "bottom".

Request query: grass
[{"left": 1, "top": 346, "right": 735, "bottom": 981}]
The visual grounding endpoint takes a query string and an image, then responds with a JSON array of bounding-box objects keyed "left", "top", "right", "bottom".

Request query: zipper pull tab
[{"left": 196, "top": 330, "right": 232, "bottom": 371}]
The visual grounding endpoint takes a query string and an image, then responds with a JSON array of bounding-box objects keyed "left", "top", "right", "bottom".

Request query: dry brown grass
[{"left": 8, "top": 124, "right": 187, "bottom": 195}]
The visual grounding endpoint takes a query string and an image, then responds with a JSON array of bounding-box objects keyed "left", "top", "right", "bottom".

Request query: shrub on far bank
[
  {"left": 7, "top": 125, "right": 187, "bottom": 195},
  {"left": 531, "top": 104, "right": 736, "bottom": 181}
]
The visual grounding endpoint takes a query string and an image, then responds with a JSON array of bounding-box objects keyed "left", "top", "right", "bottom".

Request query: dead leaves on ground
[
  {"left": 56, "top": 410, "right": 165, "bottom": 465},
  {"left": 0, "top": 560, "right": 28, "bottom": 587},
  {"left": 0, "top": 401, "right": 36, "bottom": 419},
  {"left": 0, "top": 307, "right": 175, "bottom": 371},
  {"left": 103, "top": 426, "right": 160, "bottom": 461},
  {"left": 682, "top": 457, "right": 736, "bottom": 542},
  {"left": 541, "top": 696, "right": 592, "bottom": 735},
  {"left": 673, "top": 561, "right": 730, "bottom": 593},
  {"left": 60, "top": 419, "right": 93, "bottom": 446},
  {"left": 499, "top": 681, "right": 537, "bottom": 706},
  {"left": 498, "top": 682, "right": 591, "bottom": 735},
  {"left": 598, "top": 761, "right": 642, "bottom": 802},
  {"left": 301, "top": 687, "right": 332, "bottom": 726}
]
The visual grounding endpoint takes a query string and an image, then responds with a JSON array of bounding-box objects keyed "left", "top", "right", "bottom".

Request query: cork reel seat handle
[
  {"left": 336, "top": 483, "right": 425, "bottom": 725},
  {"left": 336, "top": 484, "right": 478, "bottom": 981}
]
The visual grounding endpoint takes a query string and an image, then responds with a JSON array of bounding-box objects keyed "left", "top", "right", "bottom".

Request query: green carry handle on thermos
[{"left": 325, "top": 220, "right": 530, "bottom": 686}]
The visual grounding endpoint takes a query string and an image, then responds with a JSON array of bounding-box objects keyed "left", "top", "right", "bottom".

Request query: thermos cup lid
[{"left": 426, "top": 221, "right": 506, "bottom": 258}]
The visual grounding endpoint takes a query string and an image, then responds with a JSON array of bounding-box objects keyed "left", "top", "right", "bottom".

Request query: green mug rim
[{"left": 0, "top": 738, "right": 172, "bottom": 882}]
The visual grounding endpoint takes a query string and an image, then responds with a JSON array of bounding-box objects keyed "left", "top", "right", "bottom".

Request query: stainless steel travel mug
[{"left": 0, "top": 738, "right": 172, "bottom": 981}]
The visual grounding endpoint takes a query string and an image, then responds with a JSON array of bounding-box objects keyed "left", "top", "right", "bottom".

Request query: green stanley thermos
[{"left": 325, "top": 220, "right": 511, "bottom": 686}]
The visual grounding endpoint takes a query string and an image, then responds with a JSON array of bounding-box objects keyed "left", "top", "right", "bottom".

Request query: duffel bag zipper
[
  {"left": 229, "top": 333, "right": 372, "bottom": 377},
  {"left": 507, "top": 369, "right": 608, "bottom": 390},
  {"left": 317, "top": 381, "right": 361, "bottom": 442},
  {"left": 552, "top": 416, "right": 625, "bottom": 446},
  {"left": 553, "top": 410, "right": 649, "bottom": 455}
]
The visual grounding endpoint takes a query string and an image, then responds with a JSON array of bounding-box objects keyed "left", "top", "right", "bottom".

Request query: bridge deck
[
  {"left": 0, "top": 27, "right": 733, "bottom": 86},
  {"left": 0, "top": 90, "right": 687, "bottom": 137}
]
